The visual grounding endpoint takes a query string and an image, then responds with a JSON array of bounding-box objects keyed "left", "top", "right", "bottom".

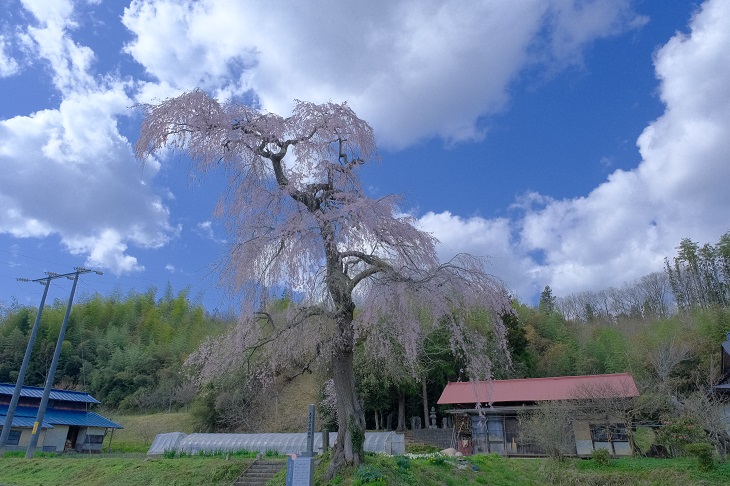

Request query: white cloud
[
  {"left": 0, "top": 85, "right": 177, "bottom": 273},
  {"left": 0, "top": 0, "right": 178, "bottom": 275},
  {"left": 543, "top": 0, "right": 647, "bottom": 66},
  {"left": 66, "top": 228, "right": 143, "bottom": 273},
  {"left": 20, "top": 0, "right": 75, "bottom": 27},
  {"left": 196, "top": 220, "right": 225, "bottom": 244},
  {"left": 417, "top": 211, "right": 538, "bottom": 297},
  {"left": 0, "top": 35, "right": 20, "bottom": 77},
  {"left": 418, "top": 0, "right": 730, "bottom": 300},
  {"left": 121, "top": 0, "right": 642, "bottom": 148},
  {"left": 3, "top": 0, "right": 725, "bottom": 306},
  {"left": 18, "top": 3, "right": 96, "bottom": 95}
]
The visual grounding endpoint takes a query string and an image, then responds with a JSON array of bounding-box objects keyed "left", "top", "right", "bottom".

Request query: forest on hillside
[
  {"left": 1, "top": 232, "right": 729, "bottom": 437},
  {"left": 0, "top": 285, "right": 234, "bottom": 411}
]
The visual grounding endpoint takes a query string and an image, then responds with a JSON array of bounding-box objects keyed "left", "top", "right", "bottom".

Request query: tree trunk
[
  {"left": 324, "top": 346, "right": 366, "bottom": 480},
  {"left": 374, "top": 410, "right": 380, "bottom": 430},
  {"left": 422, "top": 378, "right": 429, "bottom": 429},
  {"left": 397, "top": 391, "right": 406, "bottom": 431}
]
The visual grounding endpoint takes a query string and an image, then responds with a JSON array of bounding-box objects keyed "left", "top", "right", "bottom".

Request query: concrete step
[{"left": 233, "top": 459, "right": 286, "bottom": 486}]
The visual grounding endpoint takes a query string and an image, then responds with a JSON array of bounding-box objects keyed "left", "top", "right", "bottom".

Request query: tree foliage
[{"left": 0, "top": 287, "right": 229, "bottom": 411}]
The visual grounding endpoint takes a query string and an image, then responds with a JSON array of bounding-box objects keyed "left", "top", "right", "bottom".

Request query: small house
[
  {"left": 0, "top": 383, "right": 122, "bottom": 453},
  {"left": 437, "top": 373, "right": 639, "bottom": 457}
]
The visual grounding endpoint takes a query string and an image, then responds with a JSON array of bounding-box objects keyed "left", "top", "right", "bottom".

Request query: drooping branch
[{"left": 137, "top": 90, "right": 511, "bottom": 476}]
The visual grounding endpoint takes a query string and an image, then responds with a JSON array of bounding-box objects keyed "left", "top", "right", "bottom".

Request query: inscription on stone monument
[{"left": 286, "top": 456, "right": 314, "bottom": 486}]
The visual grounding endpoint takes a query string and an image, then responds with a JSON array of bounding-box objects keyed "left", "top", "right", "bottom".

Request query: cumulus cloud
[
  {"left": 417, "top": 211, "right": 539, "bottom": 297},
  {"left": 18, "top": 1, "right": 96, "bottom": 94},
  {"left": 20, "top": 0, "right": 75, "bottom": 26},
  {"left": 3, "top": 0, "right": 726, "bottom": 305},
  {"left": 0, "top": 1, "right": 177, "bottom": 274},
  {"left": 0, "top": 86, "right": 176, "bottom": 273},
  {"left": 121, "top": 0, "right": 642, "bottom": 148},
  {"left": 419, "top": 0, "right": 730, "bottom": 300}
]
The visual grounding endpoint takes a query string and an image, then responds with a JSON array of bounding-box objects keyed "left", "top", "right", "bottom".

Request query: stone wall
[{"left": 409, "top": 428, "right": 453, "bottom": 449}]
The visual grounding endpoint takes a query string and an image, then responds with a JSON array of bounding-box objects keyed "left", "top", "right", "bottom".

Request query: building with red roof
[{"left": 437, "top": 373, "right": 640, "bottom": 457}]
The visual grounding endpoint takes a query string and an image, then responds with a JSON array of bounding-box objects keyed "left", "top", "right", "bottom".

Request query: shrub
[
  {"left": 394, "top": 455, "right": 411, "bottom": 470},
  {"left": 2, "top": 451, "right": 25, "bottom": 458},
  {"left": 656, "top": 416, "right": 706, "bottom": 456},
  {"left": 354, "top": 464, "right": 386, "bottom": 484},
  {"left": 405, "top": 443, "right": 439, "bottom": 454},
  {"left": 590, "top": 447, "right": 611, "bottom": 466},
  {"left": 684, "top": 442, "right": 715, "bottom": 471},
  {"left": 427, "top": 454, "right": 446, "bottom": 465}
]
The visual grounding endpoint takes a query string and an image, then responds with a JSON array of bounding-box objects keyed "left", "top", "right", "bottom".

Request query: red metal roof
[{"left": 437, "top": 373, "right": 639, "bottom": 405}]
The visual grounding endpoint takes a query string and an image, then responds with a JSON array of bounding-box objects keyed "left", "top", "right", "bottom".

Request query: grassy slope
[
  {"left": 16, "top": 410, "right": 723, "bottom": 485},
  {"left": 1, "top": 453, "right": 729, "bottom": 485},
  {"left": 0, "top": 456, "right": 251, "bottom": 486},
  {"left": 101, "top": 411, "right": 196, "bottom": 452},
  {"left": 248, "top": 372, "right": 322, "bottom": 433},
  {"left": 99, "top": 371, "right": 321, "bottom": 454},
  {"left": 269, "top": 453, "right": 730, "bottom": 486}
]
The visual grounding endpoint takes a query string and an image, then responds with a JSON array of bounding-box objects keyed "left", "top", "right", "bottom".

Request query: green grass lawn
[
  {"left": 5, "top": 412, "right": 726, "bottom": 486},
  {"left": 0, "top": 455, "right": 251, "bottom": 486},
  {"left": 269, "top": 452, "right": 730, "bottom": 486},
  {"left": 0, "top": 452, "right": 729, "bottom": 486}
]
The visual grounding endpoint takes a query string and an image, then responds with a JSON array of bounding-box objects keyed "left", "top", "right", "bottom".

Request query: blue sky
[{"left": 1, "top": 0, "right": 729, "bottom": 313}]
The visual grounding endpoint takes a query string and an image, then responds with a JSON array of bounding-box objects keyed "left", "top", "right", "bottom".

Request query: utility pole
[
  {"left": 0, "top": 271, "right": 82, "bottom": 455},
  {"left": 22, "top": 267, "right": 100, "bottom": 458}
]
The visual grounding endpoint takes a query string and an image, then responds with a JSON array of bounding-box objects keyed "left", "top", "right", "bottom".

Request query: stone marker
[
  {"left": 286, "top": 404, "right": 316, "bottom": 486},
  {"left": 286, "top": 455, "right": 314, "bottom": 486}
]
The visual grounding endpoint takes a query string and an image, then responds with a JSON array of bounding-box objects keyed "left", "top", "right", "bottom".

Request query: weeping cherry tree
[{"left": 135, "top": 90, "right": 511, "bottom": 476}]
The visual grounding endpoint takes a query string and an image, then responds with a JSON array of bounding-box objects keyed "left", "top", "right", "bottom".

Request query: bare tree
[
  {"left": 519, "top": 401, "right": 576, "bottom": 460},
  {"left": 638, "top": 272, "right": 673, "bottom": 319},
  {"left": 555, "top": 272, "right": 675, "bottom": 323},
  {"left": 136, "top": 91, "right": 510, "bottom": 475},
  {"left": 646, "top": 334, "right": 694, "bottom": 394},
  {"left": 676, "top": 392, "right": 729, "bottom": 460}
]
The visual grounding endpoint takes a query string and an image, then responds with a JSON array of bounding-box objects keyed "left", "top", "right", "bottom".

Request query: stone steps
[{"left": 233, "top": 459, "right": 286, "bottom": 486}]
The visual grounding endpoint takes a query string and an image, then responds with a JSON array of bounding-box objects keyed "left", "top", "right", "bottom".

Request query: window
[
  {"left": 7, "top": 430, "right": 21, "bottom": 446},
  {"left": 84, "top": 434, "right": 105, "bottom": 444},
  {"left": 590, "top": 423, "right": 630, "bottom": 455},
  {"left": 590, "top": 423, "right": 628, "bottom": 442}
]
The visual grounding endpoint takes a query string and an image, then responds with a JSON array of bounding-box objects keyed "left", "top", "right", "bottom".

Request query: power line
[{"left": 0, "top": 267, "right": 102, "bottom": 457}]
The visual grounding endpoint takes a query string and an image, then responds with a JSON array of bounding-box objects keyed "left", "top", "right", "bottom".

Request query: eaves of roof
[
  {"left": 0, "top": 383, "right": 100, "bottom": 404},
  {"left": 437, "top": 373, "right": 640, "bottom": 405},
  {"left": 0, "top": 405, "right": 122, "bottom": 430}
]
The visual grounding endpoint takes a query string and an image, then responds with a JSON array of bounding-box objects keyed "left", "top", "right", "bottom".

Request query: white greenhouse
[{"left": 147, "top": 431, "right": 405, "bottom": 456}]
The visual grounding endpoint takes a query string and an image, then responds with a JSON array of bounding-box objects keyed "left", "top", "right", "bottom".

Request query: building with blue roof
[{"left": 0, "top": 383, "right": 122, "bottom": 453}]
